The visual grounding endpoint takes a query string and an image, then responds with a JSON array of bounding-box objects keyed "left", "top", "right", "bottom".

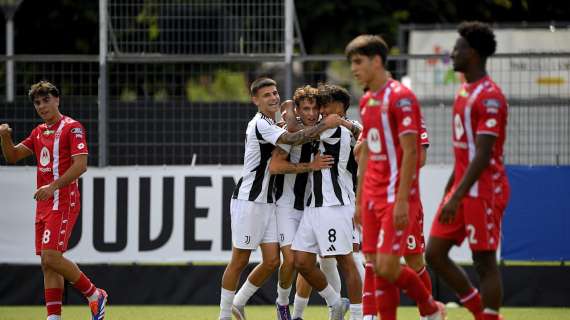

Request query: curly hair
[
  {"left": 28, "top": 80, "right": 60, "bottom": 102},
  {"left": 292, "top": 85, "right": 318, "bottom": 107},
  {"left": 458, "top": 21, "right": 497, "bottom": 60},
  {"left": 316, "top": 83, "right": 351, "bottom": 111}
]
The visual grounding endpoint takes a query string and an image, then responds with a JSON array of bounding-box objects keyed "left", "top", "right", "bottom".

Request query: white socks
[
  {"left": 320, "top": 258, "right": 341, "bottom": 294},
  {"left": 86, "top": 289, "right": 99, "bottom": 303},
  {"left": 318, "top": 284, "right": 340, "bottom": 307},
  {"left": 233, "top": 279, "right": 259, "bottom": 307},
  {"left": 219, "top": 288, "right": 235, "bottom": 318},
  {"left": 350, "top": 303, "right": 363, "bottom": 320},
  {"left": 276, "top": 284, "right": 292, "bottom": 306},
  {"left": 47, "top": 316, "right": 61, "bottom": 320},
  {"left": 292, "top": 294, "right": 309, "bottom": 319}
]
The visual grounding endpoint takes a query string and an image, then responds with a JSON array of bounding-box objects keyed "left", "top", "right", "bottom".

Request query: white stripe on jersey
[
  {"left": 233, "top": 113, "right": 286, "bottom": 203},
  {"left": 274, "top": 142, "right": 314, "bottom": 210},
  {"left": 308, "top": 126, "right": 354, "bottom": 207},
  {"left": 380, "top": 88, "right": 398, "bottom": 203},
  {"left": 51, "top": 120, "right": 66, "bottom": 210},
  {"left": 464, "top": 82, "right": 486, "bottom": 198}
]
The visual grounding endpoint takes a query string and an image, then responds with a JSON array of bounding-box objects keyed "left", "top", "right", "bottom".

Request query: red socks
[
  {"left": 363, "top": 263, "right": 377, "bottom": 317},
  {"left": 72, "top": 272, "right": 97, "bottom": 298},
  {"left": 460, "top": 287, "right": 483, "bottom": 317},
  {"left": 417, "top": 266, "right": 433, "bottom": 294},
  {"left": 45, "top": 288, "right": 63, "bottom": 317},
  {"left": 375, "top": 275, "right": 399, "bottom": 320},
  {"left": 394, "top": 265, "right": 438, "bottom": 316}
]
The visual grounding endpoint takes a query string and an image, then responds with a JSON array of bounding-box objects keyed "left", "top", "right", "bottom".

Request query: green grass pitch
[{"left": 1, "top": 305, "right": 569, "bottom": 320}]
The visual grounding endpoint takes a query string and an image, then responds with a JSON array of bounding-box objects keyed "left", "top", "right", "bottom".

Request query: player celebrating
[
  {"left": 346, "top": 35, "right": 444, "bottom": 320},
  {"left": 426, "top": 22, "right": 509, "bottom": 320},
  {"left": 0, "top": 81, "right": 107, "bottom": 320},
  {"left": 219, "top": 78, "right": 341, "bottom": 320},
  {"left": 291, "top": 84, "right": 363, "bottom": 320}
]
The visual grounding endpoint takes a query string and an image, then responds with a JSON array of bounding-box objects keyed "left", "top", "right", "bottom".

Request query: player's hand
[
  {"left": 322, "top": 114, "right": 342, "bottom": 129},
  {"left": 310, "top": 152, "right": 334, "bottom": 171},
  {"left": 34, "top": 184, "right": 56, "bottom": 201},
  {"left": 0, "top": 123, "right": 12, "bottom": 138},
  {"left": 439, "top": 194, "right": 460, "bottom": 224},
  {"left": 393, "top": 200, "right": 409, "bottom": 230}
]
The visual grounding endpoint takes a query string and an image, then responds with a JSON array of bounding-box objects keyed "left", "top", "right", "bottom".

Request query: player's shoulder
[
  {"left": 389, "top": 80, "right": 416, "bottom": 99},
  {"left": 255, "top": 112, "right": 276, "bottom": 127},
  {"left": 478, "top": 79, "right": 507, "bottom": 106}
]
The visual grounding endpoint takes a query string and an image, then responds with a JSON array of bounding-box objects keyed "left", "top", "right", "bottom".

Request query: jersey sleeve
[
  {"left": 319, "top": 127, "right": 338, "bottom": 141},
  {"left": 474, "top": 92, "right": 506, "bottom": 137},
  {"left": 20, "top": 127, "right": 36, "bottom": 152},
  {"left": 391, "top": 92, "right": 420, "bottom": 136},
  {"left": 419, "top": 115, "right": 430, "bottom": 147},
  {"left": 68, "top": 122, "right": 89, "bottom": 156},
  {"left": 257, "top": 118, "right": 287, "bottom": 146}
]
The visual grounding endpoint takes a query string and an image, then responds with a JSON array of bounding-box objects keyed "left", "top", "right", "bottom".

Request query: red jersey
[
  {"left": 21, "top": 116, "right": 88, "bottom": 214},
  {"left": 451, "top": 75, "right": 508, "bottom": 200},
  {"left": 360, "top": 79, "right": 423, "bottom": 204}
]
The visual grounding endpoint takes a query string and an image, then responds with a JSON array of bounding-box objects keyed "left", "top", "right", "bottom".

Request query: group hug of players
[
  {"left": 220, "top": 21, "right": 509, "bottom": 320},
  {"left": 0, "top": 21, "right": 508, "bottom": 320}
]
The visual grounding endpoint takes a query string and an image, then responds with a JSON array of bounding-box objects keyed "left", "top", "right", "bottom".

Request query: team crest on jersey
[
  {"left": 402, "top": 116, "right": 412, "bottom": 127},
  {"left": 367, "top": 128, "right": 382, "bottom": 153},
  {"left": 40, "top": 147, "right": 51, "bottom": 166},
  {"left": 367, "top": 98, "right": 381, "bottom": 107},
  {"left": 483, "top": 99, "right": 500, "bottom": 108},
  {"left": 71, "top": 127, "right": 83, "bottom": 134},
  {"left": 396, "top": 98, "right": 412, "bottom": 107},
  {"left": 486, "top": 118, "right": 497, "bottom": 128},
  {"left": 454, "top": 114, "right": 464, "bottom": 140}
]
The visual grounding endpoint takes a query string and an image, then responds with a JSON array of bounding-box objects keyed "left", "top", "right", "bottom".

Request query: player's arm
[
  {"left": 393, "top": 133, "right": 418, "bottom": 230},
  {"left": 34, "top": 155, "right": 88, "bottom": 201},
  {"left": 419, "top": 145, "right": 428, "bottom": 168},
  {"left": 269, "top": 146, "right": 333, "bottom": 174},
  {"left": 0, "top": 124, "right": 33, "bottom": 164},
  {"left": 340, "top": 119, "right": 362, "bottom": 139},
  {"left": 277, "top": 114, "right": 341, "bottom": 145},
  {"left": 281, "top": 100, "right": 304, "bottom": 132},
  {"left": 439, "top": 135, "right": 496, "bottom": 224},
  {"left": 354, "top": 141, "right": 368, "bottom": 227}
]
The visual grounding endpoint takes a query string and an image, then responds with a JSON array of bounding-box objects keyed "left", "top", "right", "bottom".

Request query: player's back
[{"left": 274, "top": 142, "right": 315, "bottom": 210}]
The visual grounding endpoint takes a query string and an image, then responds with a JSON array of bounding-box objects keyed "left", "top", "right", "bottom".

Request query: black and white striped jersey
[
  {"left": 232, "top": 112, "right": 286, "bottom": 203},
  {"left": 273, "top": 141, "right": 316, "bottom": 210},
  {"left": 307, "top": 125, "right": 357, "bottom": 208},
  {"left": 346, "top": 119, "right": 362, "bottom": 194}
]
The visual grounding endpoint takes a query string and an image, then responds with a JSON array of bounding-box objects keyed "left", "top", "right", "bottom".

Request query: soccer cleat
[
  {"left": 340, "top": 297, "right": 350, "bottom": 316},
  {"left": 232, "top": 304, "right": 246, "bottom": 320},
  {"left": 276, "top": 303, "right": 292, "bottom": 320},
  {"left": 328, "top": 300, "right": 345, "bottom": 320},
  {"left": 89, "top": 288, "right": 108, "bottom": 320},
  {"left": 420, "top": 300, "right": 446, "bottom": 320},
  {"left": 292, "top": 318, "right": 303, "bottom": 320}
]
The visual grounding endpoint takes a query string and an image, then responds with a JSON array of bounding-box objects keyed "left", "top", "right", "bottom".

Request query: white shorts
[
  {"left": 230, "top": 199, "right": 278, "bottom": 250},
  {"left": 292, "top": 205, "right": 354, "bottom": 257},
  {"left": 353, "top": 225, "right": 361, "bottom": 245},
  {"left": 276, "top": 206, "right": 303, "bottom": 247}
]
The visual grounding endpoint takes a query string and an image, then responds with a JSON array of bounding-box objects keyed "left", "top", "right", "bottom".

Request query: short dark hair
[
  {"left": 345, "top": 35, "right": 389, "bottom": 65},
  {"left": 250, "top": 77, "right": 277, "bottom": 96},
  {"left": 293, "top": 85, "right": 318, "bottom": 107},
  {"left": 458, "top": 21, "right": 497, "bottom": 60},
  {"left": 28, "top": 80, "right": 60, "bottom": 102},
  {"left": 317, "top": 84, "right": 351, "bottom": 111}
]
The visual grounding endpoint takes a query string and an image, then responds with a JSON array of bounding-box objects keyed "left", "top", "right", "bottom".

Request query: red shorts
[
  {"left": 361, "top": 194, "right": 423, "bottom": 256},
  {"left": 430, "top": 192, "right": 507, "bottom": 251},
  {"left": 35, "top": 207, "right": 80, "bottom": 255}
]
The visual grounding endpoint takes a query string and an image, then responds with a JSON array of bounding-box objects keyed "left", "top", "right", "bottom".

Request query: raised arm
[
  {"left": 281, "top": 100, "right": 304, "bottom": 133},
  {"left": 277, "top": 114, "right": 341, "bottom": 146},
  {"left": 0, "top": 124, "right": 33, "bottom": 164},
  {"left": 341, "top": 119, "right": 362, "bottom": 139},
  {"left": 269, "top": 145, "right": 333, "bottom": 175}
]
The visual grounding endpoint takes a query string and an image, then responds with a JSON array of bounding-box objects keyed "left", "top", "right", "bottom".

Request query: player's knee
[
  {"left": 281, "top": 251, "right": 295, "bottom": 269},
  {"left": 263, "top": 255, "right": 281, "bottom": 271},
  {"left": 425, "top": 245, "right": 441, "bottom": 269},
  {"left": 375, "top": 262, "right": 398, "bottom": 282},
  {"left": 294, "top": 257, "right": 311, "bottom": 274},
  {"left": 40, "top": 252, "right": 62, "bottom": 270},
  {"left": 473, "top": 252, "right": 497, "bottom": 277}
]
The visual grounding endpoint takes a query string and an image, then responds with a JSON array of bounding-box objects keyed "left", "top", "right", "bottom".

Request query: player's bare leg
[
  {"left": 404, "top": 253, "right": 433, "bottom": 293},
  {"left": 292, "top": 273, "right": 312, "bottom": 320},
  {"left": 426, "top": 237, "right": 481, "bottom": 318},
  {"left": 336, "top": 253, "right": 363, "bottom": 319},
  {"left": 294, "top": 251, "right": 344, "bottom": 319},
  {"left": 232, "top": 242, "right": 280, "bottom": 318},
  {"left": 41, "top": 250, "right": 107, "bottom": 319},
  {"left": 473, "top": 251, "right": 502, "bottom": 313},
  {"left": 220, "top": 247, "right": 252, "bottom": 319}
]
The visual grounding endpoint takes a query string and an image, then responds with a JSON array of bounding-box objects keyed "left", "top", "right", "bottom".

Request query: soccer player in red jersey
[
  {"left": 426, "top": 22, "right": 509, "bottom": 320},
  {"left": 0, "top": 81, "right": 107, "bottom": 320},
  {"left": 346, "top": 35, "right": 444, "bottom": 320}
]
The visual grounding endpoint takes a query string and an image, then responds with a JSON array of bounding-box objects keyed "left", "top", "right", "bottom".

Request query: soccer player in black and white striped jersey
[
  {"left": 219, "top": 78, "right": 342, "bottom": 320},
  {"left": 291, "top": 84, "right": 364, "bottom": 320}
]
